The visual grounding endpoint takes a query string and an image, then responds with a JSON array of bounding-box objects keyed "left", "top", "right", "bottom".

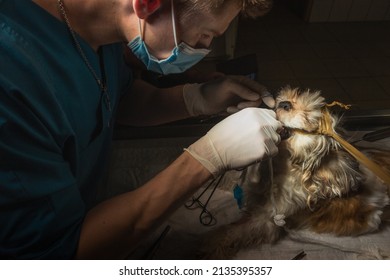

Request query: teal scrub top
[{"left": 0, "top": 0, "right": 132, "bottom": 259}]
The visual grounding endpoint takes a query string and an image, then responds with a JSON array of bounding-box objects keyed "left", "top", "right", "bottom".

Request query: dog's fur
[{"left": 200, "top": 87, "right": 390, "bottom": 259}]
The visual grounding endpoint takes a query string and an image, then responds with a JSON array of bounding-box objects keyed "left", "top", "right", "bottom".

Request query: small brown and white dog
[{"left": 200, "top": 87, "right": 390, "bottom": 259}]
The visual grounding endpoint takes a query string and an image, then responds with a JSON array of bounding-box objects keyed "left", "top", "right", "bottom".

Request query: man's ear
[{"left": 133, "top": 0, "right": 162, "bottom": 19}]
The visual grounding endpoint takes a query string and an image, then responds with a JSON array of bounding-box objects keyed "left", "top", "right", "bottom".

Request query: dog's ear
[{"left": 305, "top": 150, "right": 361, "bottom": 203}]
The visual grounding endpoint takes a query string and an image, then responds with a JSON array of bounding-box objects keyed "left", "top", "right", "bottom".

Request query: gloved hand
[
  {"left": 183, "top": 75, "right": 275, "bottom": 117},
  {"left": 185, "top": 108, "right": 282, "bottom": 177}
]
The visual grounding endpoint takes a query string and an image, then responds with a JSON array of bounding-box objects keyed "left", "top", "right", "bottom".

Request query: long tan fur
[{"left": 200, "top": 87, "right": 390, "bottom": 259}]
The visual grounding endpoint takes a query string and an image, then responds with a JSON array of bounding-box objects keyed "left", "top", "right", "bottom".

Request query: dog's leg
[
  {"left": 198, "top": 209, "right": 284, "bottom": 259},
  {"left": 301, "top": 187, "right": 389, "bottom": 236}
]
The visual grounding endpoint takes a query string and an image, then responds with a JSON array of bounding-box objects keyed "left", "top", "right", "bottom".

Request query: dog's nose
[{"left": 278, "top": 101, "right": 292, "bottom": 111}]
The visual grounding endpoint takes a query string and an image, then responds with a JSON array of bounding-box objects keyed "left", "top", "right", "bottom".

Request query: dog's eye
[{"left": 278, "top": 101, "right": 292, "bottom": 111}]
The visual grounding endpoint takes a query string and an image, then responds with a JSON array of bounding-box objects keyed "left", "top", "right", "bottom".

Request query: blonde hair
[{"left": 176, "top": 0, "right": 273, "bottom": 18}]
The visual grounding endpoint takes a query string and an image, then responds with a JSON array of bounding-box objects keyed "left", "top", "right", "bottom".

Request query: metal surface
[{"left": 342, "top": 109, "right": 390, "bottom": 130}]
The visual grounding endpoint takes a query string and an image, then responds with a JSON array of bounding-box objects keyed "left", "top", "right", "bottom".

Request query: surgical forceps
[{"left": 185, "top": 173, "right": 225, "bottom": 226}]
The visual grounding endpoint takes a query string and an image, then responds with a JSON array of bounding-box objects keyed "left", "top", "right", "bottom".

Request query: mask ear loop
[
  {"left": 138, "top": 0, "right": 178, "bottom": 47},
  {"left": 170, "top": 0, "right": 211, "bottom": 54},
  {"left": 170, "top": 0, "right": 179, "bottom": 48},
  {"left": 138, "top": 18, "right": 144, "bottom": 40}
]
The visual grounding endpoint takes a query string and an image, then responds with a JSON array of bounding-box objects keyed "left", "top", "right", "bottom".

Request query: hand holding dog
[
  {"left": 183, "top": 75, "right": 275, "bottom": 116},
  {"left": 185, "top": 108, "right": 282, "bottom": 177}
]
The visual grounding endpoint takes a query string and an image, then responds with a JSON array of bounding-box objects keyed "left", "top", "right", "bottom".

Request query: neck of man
[{"left": 32, "top": 0, "right": 135, "bottom": 51}]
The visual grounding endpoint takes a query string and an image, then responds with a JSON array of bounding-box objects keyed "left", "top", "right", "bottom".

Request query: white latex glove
[
  {"left": 183, "top": 75, "right": 275, "bottom": 117},
  {"left": 185, "top": 108, "right": 282, "bottom": 177}
]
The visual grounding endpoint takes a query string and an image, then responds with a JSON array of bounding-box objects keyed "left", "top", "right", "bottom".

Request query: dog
[{"left": 199, "top": 86, "right": 390, "bottom": 259}]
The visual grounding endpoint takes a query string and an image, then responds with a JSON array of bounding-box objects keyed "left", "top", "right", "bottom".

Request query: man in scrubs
[{"left": 0, "top": 0, "right": 281, "bottom": 259}]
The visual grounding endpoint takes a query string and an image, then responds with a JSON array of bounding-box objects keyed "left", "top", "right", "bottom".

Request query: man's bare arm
[{"left": 75, "top": 152, "right": 211, "bottom": 259}]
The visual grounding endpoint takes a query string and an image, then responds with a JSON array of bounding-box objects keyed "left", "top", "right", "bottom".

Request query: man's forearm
[{"left": 75, "top": 152, "right": 211, "bottom": 259}]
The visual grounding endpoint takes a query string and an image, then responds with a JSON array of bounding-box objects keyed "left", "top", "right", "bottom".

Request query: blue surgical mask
[{"left": 127, "top": 0, "right": 211, "bottom": 75}]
